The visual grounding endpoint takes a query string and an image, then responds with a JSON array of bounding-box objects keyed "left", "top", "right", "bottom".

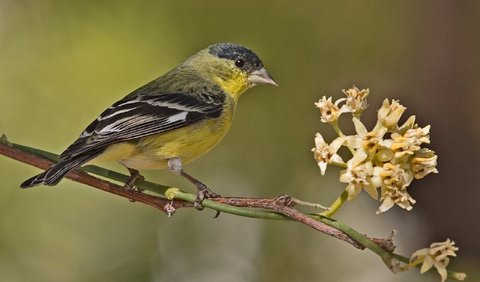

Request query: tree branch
[
  {"left": 1, "top": 135, "right": 467, "bottom": 280},
  {"left": 0, "top": 137, "right": 192, "bottom": 212},
  {"left": 0, "top": 135, "right": 392, "bottom": 252}
]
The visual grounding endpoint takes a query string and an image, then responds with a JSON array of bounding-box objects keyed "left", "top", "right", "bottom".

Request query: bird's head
[{"left": 186, "top": 43, "right": 277, "bottom": 99}]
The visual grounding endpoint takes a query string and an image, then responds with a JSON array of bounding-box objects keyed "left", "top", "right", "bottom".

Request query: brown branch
[
  {"left": 215, "top": 195, "right": 395, "bottom": 251},
  {"left": 0, "top": 141, "right": 192, "bottom": 214},
  {"left": 217, "top": 195, "right": 363, "bottom": 249},
  {"left": 0, "top": 139, "right": 395, "bottom": 252}
]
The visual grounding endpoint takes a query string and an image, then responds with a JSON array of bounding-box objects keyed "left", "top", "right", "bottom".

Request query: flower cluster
[
  {"left": 314, "top": 86, "right": 369, "bottom": 123},
  {"left": 312, "top": 86, "right": 438, "bottom": 213},
  {"left": 409, "top": 239, "right": 466, "bottom": 282}
]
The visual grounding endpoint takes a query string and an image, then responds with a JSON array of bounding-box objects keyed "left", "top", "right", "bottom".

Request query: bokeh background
[{"left": 1, "top": 1, "right": 479, "bottom": 281}]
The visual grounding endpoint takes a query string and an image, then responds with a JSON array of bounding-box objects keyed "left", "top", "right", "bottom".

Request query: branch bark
[
  {"left": 0, "top": 136, "right": 395, "bottom": 253},
  {"left": 0, "top": 139, "right": 192, "bottom": 212}
]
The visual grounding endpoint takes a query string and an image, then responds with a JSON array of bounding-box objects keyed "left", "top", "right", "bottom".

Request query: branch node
[
  {"left": 165, "top": 187, "right": 181, "bottom": 200},
  {"left": 0, "top": 134, "right": 12, "bottom": 147},
  {"left": 274, "top": 194, "right": 296, "bottom": 207}
]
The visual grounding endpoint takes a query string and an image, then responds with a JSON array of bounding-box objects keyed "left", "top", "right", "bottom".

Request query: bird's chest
[{"left": 156, "top": 115, "right": 232, "bottom": 160}]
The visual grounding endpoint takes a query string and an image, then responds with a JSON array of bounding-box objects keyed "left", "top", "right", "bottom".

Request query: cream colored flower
[
  {"left": 391, "top": 125, "right": 431, "bottom": 159},
  {"left": 342, "top": 86, "right": 369, "bottom": 115},
  {"left": 411, "top": 148, "right": 438, "bottom": 179},
  {"left": 378, "top": 163, "right": 413, "bottom": 188},
  {"left": 346, "top": 117, "right": 388, "bottom": 161},
  {"left": 339, "top": 149, "right": 378, "bottom": 200},
  {"left": 312, "top": 133, "right": 345, "bottom": 175},
  {"left": 397, "top": 115, "right": 416, "bottom": 135},
  {"left": 312, "top": 88, "right": 441, "bottom": 216},
  {"left": 377, "top": 187, "right": 416, "bottom": 213},
  {"left": 451, "top": 273, "right": 467, "bottom": 281},
  {"left": 315, "top": 96, "right": 346, "bottom": 123},
  {"left": 376, "top": 163, "right": 415, "bottom": 213},
  {"left": 375, "top": 149, "right": 394, "bottom": 163},
  {"left": 377, "top": 99, "right": 406, "bottom": 129},
  {"left": 410, "top": 239, "right": 460, "bottom": 282}
]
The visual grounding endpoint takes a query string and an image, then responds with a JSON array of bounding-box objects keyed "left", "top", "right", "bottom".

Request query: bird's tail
[{"left": 20, "top": 154, "right": 96, "bottom": 188}]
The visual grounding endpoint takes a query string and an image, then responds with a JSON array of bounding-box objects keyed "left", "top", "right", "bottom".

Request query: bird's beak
[{"left": 248, "top": 68, "right": 278, "bottom": 86}]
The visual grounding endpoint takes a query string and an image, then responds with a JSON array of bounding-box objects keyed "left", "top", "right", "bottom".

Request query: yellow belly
[{"left": 89, "top": 112, "right": 233, "bottom": 170}]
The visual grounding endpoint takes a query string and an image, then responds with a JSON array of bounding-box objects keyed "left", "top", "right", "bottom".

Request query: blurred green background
[{"left": 1, "top": 1, "right": 479, "bottom": 281}]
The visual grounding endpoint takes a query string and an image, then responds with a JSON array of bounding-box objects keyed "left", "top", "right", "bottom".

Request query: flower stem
[
  {"left": 330, "top": 161, "right": 348, "bottom": 168},
  {"left": 330, "top": 121, "right": 355, "bottom": 155},
  {"left": 292, "top": 197, "right": 329, "bottom": 210},
  {"left": 321, "top": 189, "right": 348, "bottom": 217},
  {"left": 330, "top": 121, "right": 344, "bottom": 137}
]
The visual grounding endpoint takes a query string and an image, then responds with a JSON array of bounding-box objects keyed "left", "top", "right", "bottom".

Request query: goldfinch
[{"left": 20, "top": 42, "right": 277, "bottom": 208}]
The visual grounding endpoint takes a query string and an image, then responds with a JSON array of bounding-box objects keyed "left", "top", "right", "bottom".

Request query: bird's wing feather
[{"left": 59, "top": 93, "right": 226, "bottom": 161}]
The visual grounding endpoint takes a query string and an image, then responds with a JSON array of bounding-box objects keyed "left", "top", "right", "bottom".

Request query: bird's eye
[{"left": 234, "top": 58, "right": 245, "bottom": 68}]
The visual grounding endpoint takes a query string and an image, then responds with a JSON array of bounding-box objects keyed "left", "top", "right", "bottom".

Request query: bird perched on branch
[{"left": 20, "top": 42, "right": 277, "bottom": 208}]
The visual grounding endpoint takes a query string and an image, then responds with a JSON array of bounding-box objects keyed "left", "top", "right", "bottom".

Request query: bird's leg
[
  {"left": 168, "top": 157, "right": 220, "bottom": 210},
  {"left": 123, "top": 166, "right": 145, "bottom": 191}
]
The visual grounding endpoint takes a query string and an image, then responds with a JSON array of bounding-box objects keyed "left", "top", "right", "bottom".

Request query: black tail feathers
[
  {"left": 20, "top": 153, "right": 97, "bottom": 188},
  {"left": 20, "top": 164, "right": 69, "bottom": 188}
]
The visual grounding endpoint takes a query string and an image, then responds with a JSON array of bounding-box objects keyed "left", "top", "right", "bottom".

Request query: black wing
[{"left": 59, "top": 93, "right": 226, "bottom": 161}]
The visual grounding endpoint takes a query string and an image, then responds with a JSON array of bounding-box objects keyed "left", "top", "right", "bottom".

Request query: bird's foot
[
  {"left": 194, "top": 183, "right": 220, "bottom": 210},
  {"left": 166, "top": 157, "right": 220, "bottom": 214}
]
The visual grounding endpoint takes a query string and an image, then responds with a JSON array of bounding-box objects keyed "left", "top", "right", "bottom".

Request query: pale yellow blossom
[
  {"left": 312, "top": 133, "right": 345, "bottom": 175},
  {"left": 378, "top": 163, "right": 413, "bottom": 189},
  {"left": 375, "top": 163, "right": 415, "bottom": 213},
  {"left": 346, "top": 117, "right": 388, "bottom": 160},
  {"left": 377, "top": 186, "right": 416, "bottom": 213},
  {"left": 342, "top": 86, "right": 369, "bottom": 115},
  {"left": 375, "top": 149, "right": 394, "bottom": 163},
  {"left": 410, "top": 239, "right": 460, "bottom": 282},
  {"left": 315, "top": 96, "right": 346, "bottom": 123},
  {"left": 391, "top": 125, "right": 431, "bottom": 159},
  {"left": 397, "top": 115, "right": 416, "bottom": 135},
  {"left": 313, "top": 87, "right": 439, "bottom": 215},
  {"left": 411, "top": 148, "right": 438, "bottom": 179},
  {"left": 377, "top": 99, "right": 406, "bottom": 129},
  {"left": 339, "top": 149, "right": 378, "bottom": 200},
  {"left": 451, "top": 272, "right": 467, "bottom": 281}
]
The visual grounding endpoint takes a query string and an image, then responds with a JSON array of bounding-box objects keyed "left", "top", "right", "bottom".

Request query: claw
[
  {"left": 167, "top": 157, "right": 221, "bottom": 213},
  {"left": 193, "top": 184, "right": 220, "bottom": 211}
]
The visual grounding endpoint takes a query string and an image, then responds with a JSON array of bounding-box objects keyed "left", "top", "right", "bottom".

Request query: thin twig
[
  {"left": 0, "top": 139, "right": 191, "bottom": 214},
  {"left": 0, "top": 137, "right": 467, "bottom": 280},
  {"left": 183, "top": 193, "right": 368, "bottom": 249},
  {"left": 0, "top": 138, "right": 390, "bottom": 250}
]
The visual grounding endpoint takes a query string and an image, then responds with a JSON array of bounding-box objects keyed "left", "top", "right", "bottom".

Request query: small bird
[{"left": 20, "top": 42, "right": 276, "bottom": 208}]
